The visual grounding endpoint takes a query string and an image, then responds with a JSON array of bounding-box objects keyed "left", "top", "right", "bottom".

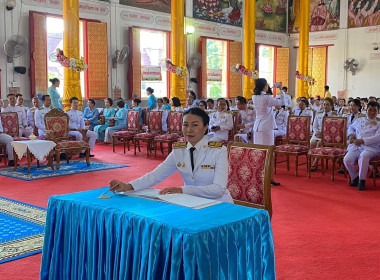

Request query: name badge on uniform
[{"left": 201, "top": 165, "right": 215, "bottom": 169}]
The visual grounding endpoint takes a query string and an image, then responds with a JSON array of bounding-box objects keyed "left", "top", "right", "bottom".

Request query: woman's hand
[
  {"left": 109, "top": 180, "right": 133, "bottom": 193},
  {"left": 353, "top": 139, "right": 364, "bottom": 146},
  {"left": 159, "top": 187, "right": 183, "bottom": 195}
]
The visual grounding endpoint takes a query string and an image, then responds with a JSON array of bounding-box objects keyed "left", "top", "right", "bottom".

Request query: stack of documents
[{"left": 122, "top": 189, "right": 221, "bottom": 209}]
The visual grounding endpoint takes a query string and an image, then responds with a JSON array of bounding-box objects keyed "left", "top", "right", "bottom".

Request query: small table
[{"left": 11, "top": 140, "right": 56, "bottom": 173}]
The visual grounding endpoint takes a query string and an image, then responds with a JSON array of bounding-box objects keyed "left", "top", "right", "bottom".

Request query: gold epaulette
[
  {"left": 208, "top": 141, "right": 223, "bottom": 148},
  {"left": 248, "top": 107, "right": 254, "bottom": 110},
  {"left": 3, "top": 105, "right": 7, "bottom": 109},
  {"left": 358, "top": 114, "right": 366, "bottom": 118},
  {"left": 173, "top": 142, "right": 187, "bottom": 149},
  {"left": 377, "top": 117, "right": 380, "bottom": 121},
  {"left": 332, "top": 112, "right": 338, "bottom": 115},
  {"left": 283, "top": 108, "right": 289, "bottom": 111},
  {"left": 226, "top": 110, "right": 233, "bottom": 114},
  {"left": 317, "top": 111, "right": 324, "bottom": 114}
]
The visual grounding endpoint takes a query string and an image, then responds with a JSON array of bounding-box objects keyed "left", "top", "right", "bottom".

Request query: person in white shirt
[
  {"left": 184, "top": 93, "right": 198, "bottom": 111},
  {"left": 273, "top": 106, "right": 289, "bottom": 138},
  {"left": 336, "top": 98, "right": 348, "bottom": 116},
  {"left": 234, "top": 96, "right": 255, "bottom": 143},
  {"left": 34, "top": 95, "right": 52, "bottom": 138},
  {"left": 207, "top": 98, "right": 233, "bottom": 142},
  {"left": 310, "top": 97, "right": 322, "bottom": 112},
  {"left": 0, "top": 117, "right": 15, "bottom": 166},
  {"left": 66, "top": 97, "right": 96, "bottom": 157},
  {"left": 16, "top": 94, "right": 30, "bottom": 119},
  {"left": 109, "top": 108, "right": 233, "bottom": 203},
  {"left": 1, "top": 93, "right": 31, "bottom": 137},
  {"left": 27, "top": 97, "right": 40, "bottom": 131},
  {"left": 276, "top": 86, "right": 292, "bottom": 109},
  {"left": 154, "top": 98, "right": 169, "bottom": 132},
  {"left": 343, "top": 102, "right": 380, "bottom": 191}
]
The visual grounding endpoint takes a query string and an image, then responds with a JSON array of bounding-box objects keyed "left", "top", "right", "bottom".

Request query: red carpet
[{"left": 1, "top": 144, "right": 380, "bottom": 279}]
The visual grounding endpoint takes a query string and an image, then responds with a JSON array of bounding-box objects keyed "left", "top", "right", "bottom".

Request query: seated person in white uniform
[
  {"left": 184, "top": 92, "right": 198, "bottom": 111},
  {"left": 276, "top": 86, "right": 292, "bottom": 110},
  {"left": 273, "top": 105, "right": 289, "bottom": 138},
  {"left": 293, "top": 98, "right": 314, "bottom": 131},
  {"left": 109, "top": 108, "right": 233, "bottom": 203},
  {"left": 343, "top": 102, "right": 380, "bottom": 191},
  {"left": 170, "top": 97, "right": 184, "bottom": 112},
  {"left": 310, "top": 97, "right": 322, "bottom": 112},
  {"left": 207, "top": 98, "right": 233, "bottom": 142},
  {"left": 154, "top": 98, "right": 168, "bottom": 132},
  {"left": 310, "top": 97, "right": 337, "bottom": 171},
  {"left": 34, "top": 95, "right": 51, "bottom": 138},
  {"left": 1, "top": 93, "right": 31, "bottom": 137},
  {"left": 0, "top": 117, "right": 15, "bottom": 166},
  {"left": 206, "top": 99, "right": 215, "bottom": 111},
  {"left": 336, "top": 98, "right": 348, "bottom": 116},
  {"left": 66, "top": 97, "right": 97, "bottom": 157},
  {"left": 199, "top": 100, "right": 207, "bottom": 111},
  {"left": 16, "top": 94, "right": 30, "bottom": 121},
  {"left": 27, "top": 97, "right": 40, "bottom": 131},
  {"left": 234, "top": 96, "right": 255, "bottom": 143}
]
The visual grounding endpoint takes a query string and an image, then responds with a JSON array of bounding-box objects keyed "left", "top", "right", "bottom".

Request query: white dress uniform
[
  {"left": 336, "top": 106, "right": 348, "bottom": 116},
  {"left": 311, "top": 111, "right": 337, "bottom": 141},
  {"left": 273, "top": 108, "right": 289, "bottom": 137},
  {"left": 276, "top": 94, "right": 292, "bottom": 109},
  {"left": 1, "top": 105, "right": 31, "bottom": 137},
  {"left": 127, "top": 136, "right": 233, "bottom": 203},
  {"left": 342, "top": 112, "right": 362, "bottom": 132},
  {"left": 66, "top": 109, "right": 97, "bottom": 151},
  {"left": 154, "top": 107, "right": 169, "bottom": 132},
  {"left": 310, "top": 104, "right": 322, "bottom": 112},
  {"left": 252, "top": 90, "right": 285, "bottom": 145},
  {"left": 343, "top": 116, "right": 380, "bottom": 180},
  {"left": 207, "top": 111, "right": 233, "bottom": 141},
  {"left": 19, "top": 105, "right": 30, "bottom": 120},
  {"left": 293, "top": 107, "right": 314, "bottom": 131},
  {"left": 0, "top": 119, "right": 14, "bottom": 160},
  {"left": 234, "top": 106, "right": 256, "bottom": 143},
  {"left": 34, "top": 106, "right": 51, "bottom": 137},
  {"left": 27, "top": 107, "right": 38, "bottom": 130}
]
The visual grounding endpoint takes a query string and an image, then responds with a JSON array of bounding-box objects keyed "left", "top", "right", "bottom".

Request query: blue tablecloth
[{"left": 40, "top": 188, "right": 275, "bottom": 280}]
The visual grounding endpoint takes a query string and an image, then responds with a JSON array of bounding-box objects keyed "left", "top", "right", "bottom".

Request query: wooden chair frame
[
  {"left": 307, "top": 116, "right": 347, "bottom": 181},
  {"left": 227, "top": 142, "right": 274, "bottom": 218},
  {"left": 369, "top": 157, "right": 380, "bottom": 188},
  {"left": 274, "top": 116, "right": 311, "bottom": 176},
  {"left": 112, "top": 110, "right": 141, "bottom": 153}
]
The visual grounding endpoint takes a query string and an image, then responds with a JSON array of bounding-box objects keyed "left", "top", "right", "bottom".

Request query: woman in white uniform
[
  {"left": 252, "top": 78, "right": 285, "bottom": 185},
  {"left": 207, "top": 98, "right": 233, "bottom": 142},
  {"left": 109, "top": 108, "right": 233, "bottom": 203}
]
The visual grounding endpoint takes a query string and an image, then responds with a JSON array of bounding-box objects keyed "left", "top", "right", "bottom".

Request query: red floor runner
[{"left": 1, "top": 144, "right": 379, "bottom": 279}]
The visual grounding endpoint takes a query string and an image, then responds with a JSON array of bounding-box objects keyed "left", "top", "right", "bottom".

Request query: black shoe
[
  {"left": 60, "top": 153, "right": 67, "bottom": 160},
  {"left": 8, "top": 160, "right": 15, "bottom": 167},
  {"left": 271, "top": 180, "right": 281, "bottom": 186},
  {"left": 337, "top": 168, "right": 344, "bottom": 174},
  {"left": 89, "top": 154, "right": 95, "bottom": 157},
  {"left": 349, "top": 176, "right": 359, "bottom": 187},
  {"left": 79, "top": 153, "right": 85, "bottom": 158},
  {"left": 357, "top": 180, "right": 366, "bottom": 191}
]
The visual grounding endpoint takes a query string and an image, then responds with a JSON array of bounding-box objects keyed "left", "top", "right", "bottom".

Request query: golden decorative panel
[
  {"left": 275, "top": 47, "right": 289, "bottom": 89},
  {"left": 308, "top": 47, "right": 327, "bottom": 97},
  {"left": 229, "top": 41, "right": 242, "bottom": 98}
]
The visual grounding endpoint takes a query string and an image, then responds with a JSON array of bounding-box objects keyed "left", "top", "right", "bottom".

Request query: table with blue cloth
[{"left": 40, "top": 188, "right": 276, "bottom": 280}]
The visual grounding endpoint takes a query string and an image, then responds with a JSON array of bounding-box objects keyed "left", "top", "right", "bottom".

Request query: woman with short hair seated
[
  {"left": 94, "top": 98, "right": 116, "bottom": 144},
  {"left": 84, "top": 99, "right": 99, "bottom": 130},
  {"left": 104, "top": 100, "right": 127, "bottom": 143}
]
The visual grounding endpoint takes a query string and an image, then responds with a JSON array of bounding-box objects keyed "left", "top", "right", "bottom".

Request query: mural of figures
[
  {"left": 119, "top": 0, "right": 171, "bottom": 13},
  {"left": 348, "top": 0, "right": 380, "bottom": 28},
  {"left": 193, "top": 0, "right": 243, "bottom": 27},
  {"left": 256, "top": 0, "right": 287, "bottom": 33},
  {"left": 288, "top": 0, "right": 340, "bottom": 33}
]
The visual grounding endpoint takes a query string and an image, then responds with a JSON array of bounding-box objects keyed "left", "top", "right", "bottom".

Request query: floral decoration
[
  {"left": 161, "top": 59, "right": 187, "bottom": 78},
  {"left": 55, "top": 49, "right": 88, "bottom": 72},
  {"left": 231, "top": 64, "right": 259, "bottom": 79},
  {"left": 295, "top": 71, "right": 315, "bottom": 85}
]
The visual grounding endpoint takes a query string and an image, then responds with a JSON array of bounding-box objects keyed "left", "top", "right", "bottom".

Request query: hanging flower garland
[
  {"left": 295, "top": 71, "right": 315, "bottom": 85},
  {"left": 55, "top": 48, "right": 88, "bottom": 72},
  {"left": 161, "top": 59, "right": 187, "bottom": 78},
  {"left": 230, "top": 64, "right": 259, "bottom": 79}
]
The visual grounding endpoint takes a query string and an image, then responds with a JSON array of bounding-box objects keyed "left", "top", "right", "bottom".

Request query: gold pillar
[
  {"left": 297, "top": 1, "right": 310, "bottom": 98},
  {"left": 170, "top": 0, "right": 186, "bottom": 104},
  {"left": 62, "top": 0, "right": 82, "bottom": 110},
  {"left": 242, "top": 0, "right": 256, "bottom": 100}
]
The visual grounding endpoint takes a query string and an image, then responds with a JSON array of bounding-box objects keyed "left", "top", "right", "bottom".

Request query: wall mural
[
  {"left": 255, "top": 0, "right": 287, "bottom": 33},
  {"left": 119, "top": 0, "right": 171, "bottom": 13},
  {"left": 193, "top": 0, "right": 243, "bottom": 27},
  {"left": 348, "top": 0, "right": 380, "bottom": 28},
  {"left": 288, "top": 0, "right": 340, "bottom": 33}
]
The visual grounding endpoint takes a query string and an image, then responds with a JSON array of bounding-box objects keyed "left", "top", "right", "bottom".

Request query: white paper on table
[{"left": 123, "top": 188, "right": 221, "bottom": 209}]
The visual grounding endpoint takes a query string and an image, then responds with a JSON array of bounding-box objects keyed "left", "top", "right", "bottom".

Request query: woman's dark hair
[
  {"left": 266, "top": 85, "right": 273, "bottom": 95},
  {"left": 49, "top": 78, "right": 60, "bottom": 84},
  {"left": 133, "top": 98, "right": 141, "bottom": 105},
  {"left": 163, "top": 97, "right": 169, "bottom": 104},
  {"left": 199, "top": 100, "right": 207, "bottom": 109},
  {"left": 104, "top": 97, "right": 113, "bottom": 106},
  {"left": 69, "top": 97, "right": 79, "bottom": 103},
  {"left": 88, "top": 99, "right": 95, "bottom": 105},
  {"left": 172, "top": 97, "right": 181, "bottom": 107},
  {"left": 187, "top": 90, "right": 197, "bottom": 99},
  {"left": 217, "top": 97, "right": 229, "bottom": 111},
  {"left": 367, "top": 101, "right": 380, "bottom": 111},
  {"left": 157, "top": 98, "right": 163, "bottom": 103},
  {"left": 236, "top": 96, "right": 247, "bottom": 104},
  {"left": 117, "top": 100, "right": 125, "bottom": 108},
  {"left": 184, "top": 107, "right": 209, "bottom": 126},
  {"left": 146, "top": 87, "right": 154, "bottom": 94},
  {"left": 350, "top": 99, "right": 361, "bottom": 111},
  {"left": 299, "top": 98, "right": 309, "bottom": 107},
  {"left": 339, "top": 98, "right": 346, "bottom": 104},
  {"left": 324, "top": 97, "right": 334, "bottom": 108},
  {"left": 206, "top": 98, "right": 214, "bottom": 104},
  {"left": 253, "top": 78, "right": 267, "bottom": 95}
]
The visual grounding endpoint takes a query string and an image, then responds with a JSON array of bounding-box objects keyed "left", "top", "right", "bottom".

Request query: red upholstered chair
[
  {"left": 134, "top": 111, "right": 163, "bottom": 156},
  {"left": 153, "top": 111, "right": 183, "bottom": 156},
  {"left": 112, "top": 110, "right": 141, "bottom": 153},
  {"left": 307, "top": 117, "right": 347, "bottom": 181},
  {"left": 275, "top": 116, "right": 311, "bottom": 176},
  {"left": 0, "top": 112, "right": 29, "bottom": 140},
  {"left": 44, "top": 108, "right": 90, "bottom": 170},
  {"left": 227, "top": 142, "right": 274, "bottom": 218},
  {"left": 369, "top": 156, "right": 380, "bottom": 188}
]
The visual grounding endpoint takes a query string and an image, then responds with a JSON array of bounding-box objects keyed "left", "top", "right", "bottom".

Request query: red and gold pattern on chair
[
  {"left": 127, "top": 110, "right": 140, "bottom": 131},
  {"left": 308, "top": 117, "right": 347, "bottom": 181},
  {"left": 0, "top": 112, "right": 19, "bottom": 137},
  {"left": 275, "top": 116, "right": 312, "bottom": 177},
  {"left": 227, "top": 143, "right": 274, "bottom": 218},
  {"left": 134, "top": 111, "right": 163, "bottom": 156},
  {"left": 112, "top": 110, "right": 141, "bottom": 154},
  {"left": 369, "top": 156, "right": 380, "bottom": 188},
  {"left": 44, "top": 108, "right": 90, "bottom": 170},
  {"left": 168, "top": 111, "right": 183, "bottom": 133}
]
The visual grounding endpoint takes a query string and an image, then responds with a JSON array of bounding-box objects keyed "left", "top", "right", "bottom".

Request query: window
[
  {"left": 140, "top": 30, "right": 168, "bottom": 99},
  {"left": 206, "top": 39, "right": 227, "bottom": 98},
  {"left": 258, "top": 45, "right": 275, "bottom": 86},
  {"left": 46, "top": 17, "right": 85, "bottom": 97}
]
